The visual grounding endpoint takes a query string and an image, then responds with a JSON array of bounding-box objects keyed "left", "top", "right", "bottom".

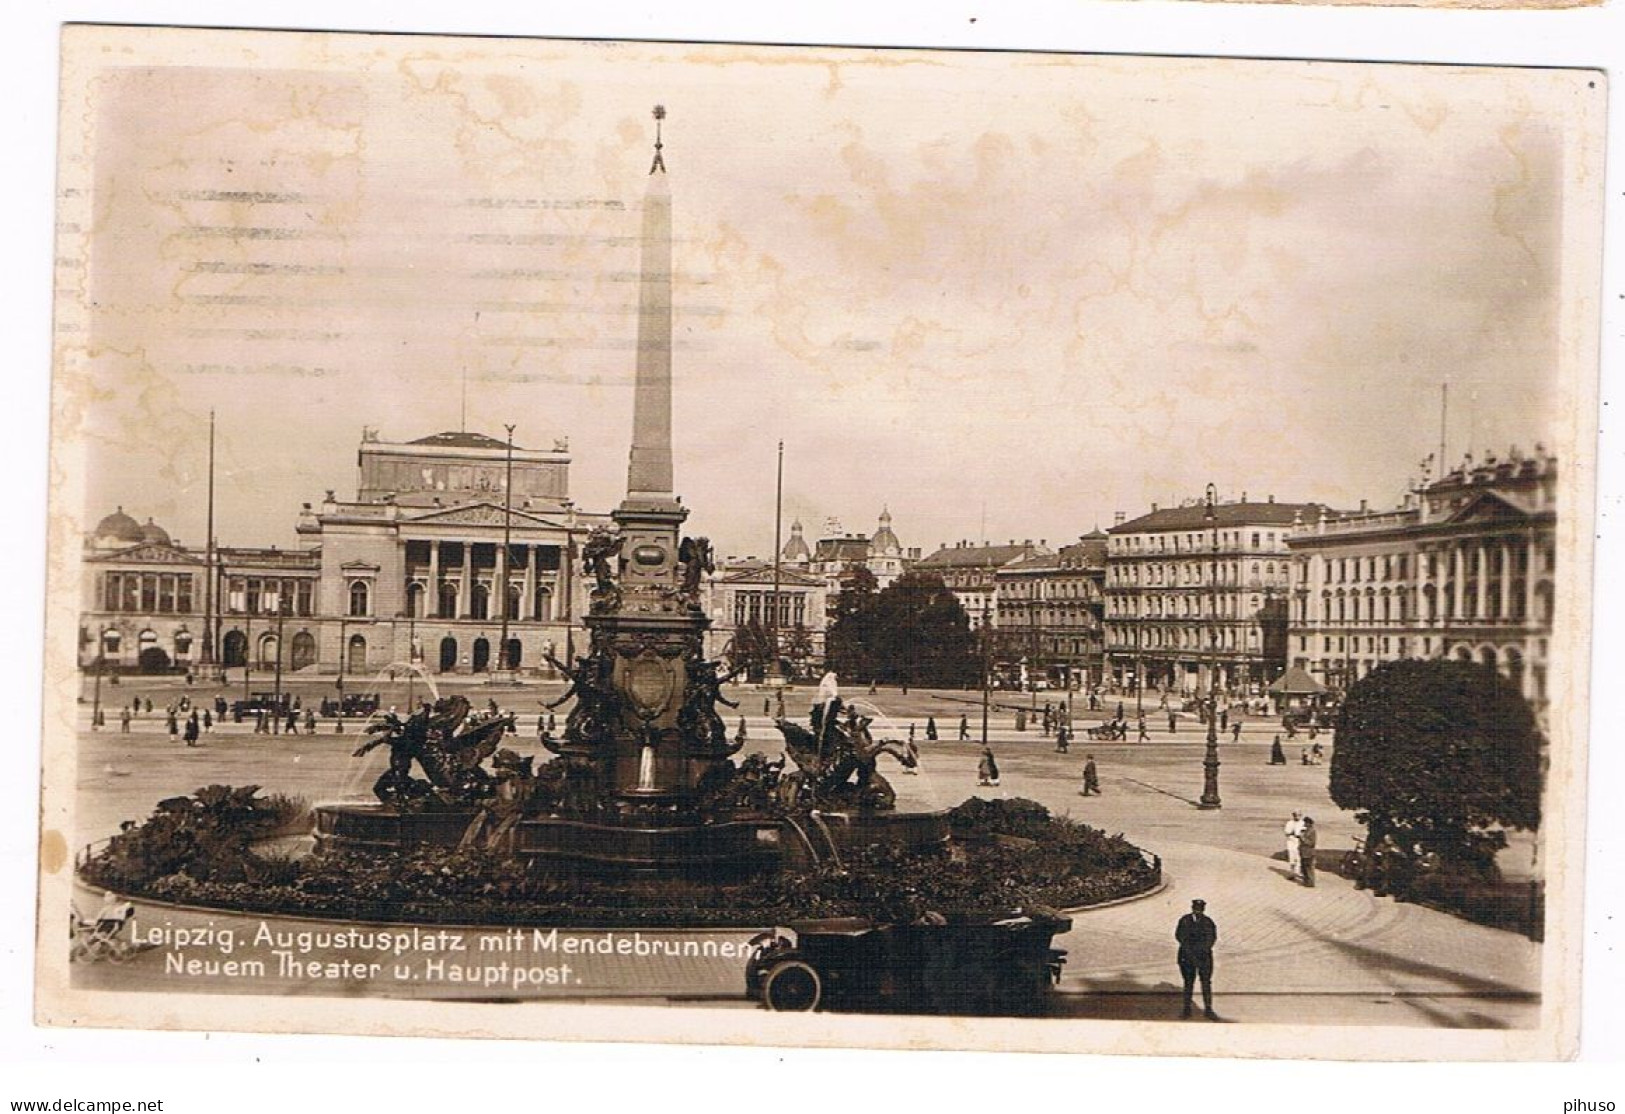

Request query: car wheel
[{"left": 761, "top": 959, "right": 822, "bottom": 1012}]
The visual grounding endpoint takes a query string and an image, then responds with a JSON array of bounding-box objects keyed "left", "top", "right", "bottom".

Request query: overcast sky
[{"left": 63, "top": 29, "right": 1587, "bottom": 558}]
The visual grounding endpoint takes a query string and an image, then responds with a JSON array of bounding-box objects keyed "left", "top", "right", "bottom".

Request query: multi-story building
[
  {"left": 1286, "top": 450, "right": 1557, "bottom": 707},
  {"left": 294, "top": 429, "right": 609, "bottom": 676},
  {"left": 1104, "top": 496, "right": 1325, "bottom": 696},
  {"left": 701, "top": 559, "right": 830, "bottom": 674},
  {"left": 82, "top": 428, "right": 614, "bottom": 680},
  {"left": 792, "top": 510, "right": 920, "bottom": 614},
  {"left": 915, "top": 540, "right": 1053, "bottom": 629},
  {"left": 993, "top": 532, "right": 1108, "bottom": 687},
  {"left": 80, "top": 507, "right": 324, "bottom": 675},
  {"left": 81, "top": 508, "right": 217, "bottom": 673}
]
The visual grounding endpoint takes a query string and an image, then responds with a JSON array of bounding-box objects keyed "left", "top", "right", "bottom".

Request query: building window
[{"left": 348, "top": 580, "right": 370, "bottom": 617}]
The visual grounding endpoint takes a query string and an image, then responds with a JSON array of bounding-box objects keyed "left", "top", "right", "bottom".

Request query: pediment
[
  {"left": 89, "top": 543, "right": 204, "bottom": 566},
  {"left": 404, "top": 502, "right": 570, "bottom": 530},
  {"left": 1442, "top": 491, "right": 1534, "bottom": 526},
  {"left": 719, "top": 566, "right": 824, "bottom": 588}
]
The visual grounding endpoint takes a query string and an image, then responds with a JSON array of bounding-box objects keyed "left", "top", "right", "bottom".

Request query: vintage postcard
[{"left": 37, "top": 25, "right": 1603, "bottom": 1059}]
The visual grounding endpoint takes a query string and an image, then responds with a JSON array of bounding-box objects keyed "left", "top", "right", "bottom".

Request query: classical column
[
  {"left": 1498, "top": 540, "right": 1512, "bottom": 623},
  {"left": 1523, "top": 534, "right": 1538, "bottom": 627},
  {"left": 1450, "top": 546, "right": 1464, "bottom": 623},
  {"left": 522, "top": 546, "right": 536, "bottom": 621},
  {"left": 458, "top": 548, "right": 470, "bottom": 619},
  {"left": 429, "top": 542, "right": 441, "bottom": 618}
]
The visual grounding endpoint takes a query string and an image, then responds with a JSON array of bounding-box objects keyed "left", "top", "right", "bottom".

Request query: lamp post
[
  {"left": 91, "top": 635, "right": 105, "bottom": 731},
  {"left": 335, "top": 616, "right": 348, "bottom": 733},
  {"left": 980, "top": 600, "right": 992, "bottom": 746},
  {"left": 270, "top": 587, "right": 287, "bottom": 735},
  {"left": 497, "top": 423, "right": 515, "bottom": 676},
  {"left": 1199, "top": 483, "right": 1223, "bottom": 809},
  {"left": 1134, "top": 616, "right": 1144, "bottom": 719}
]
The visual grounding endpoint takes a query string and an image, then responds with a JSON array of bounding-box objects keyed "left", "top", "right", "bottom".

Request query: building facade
[
  {"left": 293, "top": 429, "right": 609, "bottom": 677},
  {"left": 993, "top": 532, "right": 1108, "bottom": 688},
  {"left": 1286, "top": 451, "right": 1557, "bottom": 707},
  {"left": 701, "top": 561, "right": 830, "bottom": 676},
  {"left": 915, "top": 540, "right": 1053, "bottom": 629},
  {"left": 1104, "top": 497, "right": 1323, "bottom": 696},
  {"left": 82, "top": 429, "right": 615, "bottom": 680}
]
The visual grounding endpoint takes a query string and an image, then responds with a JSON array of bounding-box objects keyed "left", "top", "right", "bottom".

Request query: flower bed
[{"left": 82, "top": 790, "right": 1159, "bottom": 928}]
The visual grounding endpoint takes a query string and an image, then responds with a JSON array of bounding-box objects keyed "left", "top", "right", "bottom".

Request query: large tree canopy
[
  {"left": 825, "top": 568, "right": 979, "bottom": 688},
  {"left": 1330, "top": 658, "right": 1542, "bottom": 877}
]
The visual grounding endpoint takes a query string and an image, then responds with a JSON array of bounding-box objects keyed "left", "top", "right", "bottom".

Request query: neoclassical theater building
[{"left": 81, "top": 429, "right": 610, "bottom": 679}]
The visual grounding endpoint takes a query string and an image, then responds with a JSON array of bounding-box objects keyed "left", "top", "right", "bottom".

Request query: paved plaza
[{"left": 71, "top": 677, "right": 1542, "bottom": 1027}]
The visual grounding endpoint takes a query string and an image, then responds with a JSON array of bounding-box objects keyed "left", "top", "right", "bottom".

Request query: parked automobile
[
  {"left": 231, "top": 691, "right": 291, "bottom": 721},
  {"left": 318, "top": 693, "right": 381, "bottom": 719},
  {"left": 746, "top": 909, "right": 1070, "bottom": 1015}
]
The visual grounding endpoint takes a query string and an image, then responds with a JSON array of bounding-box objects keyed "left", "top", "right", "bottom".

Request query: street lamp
[
  {"left": 335, "top": 616, "right": 348, "bottom": 733},
  {"left": 496, "top": 423, "right": 516, "bottom": 677},
  {"left": 269, "top": 585, "right": 288, "bottom": 734},
  {"left": 1134, "top": 616, "right": 1144, "bottom": 719},
  {"left": 1199, "top": 483, "right": 1223, "bottom": 810}
]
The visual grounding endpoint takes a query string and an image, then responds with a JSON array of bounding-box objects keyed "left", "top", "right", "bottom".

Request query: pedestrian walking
[
  {"left": 1079, "top": 755, "right": 1101, "bottom": 796},
  {"left": 184, "top": 712, "right": 200, "bottom": 747},
  {"left": 166, "top": 709, "right": 179, "bottom": 740},
  {"left": 1137, "top": 716, "right": 1150, "bottom": 743},
  {"left": 926, "top": 716, "right": 938, "bottom": 742},
  {"left": 305, "top": 708, "right": 317, "bottom": 735},
  {"left": 1168, "top": 711, "right": 1178, "bottom": 734},
  {"left": 1219, "top": 707, "right": 1228, "bottom": 732},
  {"left": 977, "top": 745, "right": 1000, "bottom": 787},
  {"left": 202, "top": 708, "right": 213, "bottom": 733},
  {"left": 1231, "top": 720, "right": 1242, "bottom": 743},
  {"left": 1115, "top": 701, "right": 1124, "bottom": 722},
  {"left": 118, "top": 707, "right": 131, "bottom": 733},
  {"left": 958, "top": 715, "right": 969, "bottom": 742},
  {"left": 1299, "top": 817, "right": 1318, "bottom": 887},
  {"left": 1055, "top": 724, "right": 1070, "bottom": 754},
  {"left": 1175, "top": 899, "right": 1219, "bottom": 1020},
  {"left": 254, "top": 708, "right": 268, "bottom": 735},
  {"left": 1284, "top": 811, "right": 1305, "bottom": 880},
  {"left": 909, "top": 722, "right": 917, "bottom": 746},
  {"left": 284, "top": 708, "right": 299, "bottom": 735},
  {"left": 1269, "top": 735, "right": 1287, "bottom": 765}
]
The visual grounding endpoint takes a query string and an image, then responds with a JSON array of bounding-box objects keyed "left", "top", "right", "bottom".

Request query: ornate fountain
[{"left": 314, "top": 108, "right": 946, "bottom": 877}]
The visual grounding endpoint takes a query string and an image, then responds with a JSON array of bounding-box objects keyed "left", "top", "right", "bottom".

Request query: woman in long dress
[{"left": 977, "top": 745, "right": 999, "bottom": 787}]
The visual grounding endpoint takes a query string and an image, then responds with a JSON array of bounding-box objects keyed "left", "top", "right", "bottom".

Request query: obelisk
[
  {"left": 625, "top": 105, "right": 676, "bottom": 509},
  {"left": 593, "top": 105, "right": 706, "bottom": 805}
]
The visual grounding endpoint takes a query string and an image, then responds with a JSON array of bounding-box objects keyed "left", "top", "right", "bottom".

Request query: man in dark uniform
[{"left": 1175, "top": 898, "right": 1219, "bottom": 1020}]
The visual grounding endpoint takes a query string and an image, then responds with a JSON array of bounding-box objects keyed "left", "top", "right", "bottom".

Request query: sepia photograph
[{"left": 33, "top": 23, "right": 1604, "bottom": 1062}]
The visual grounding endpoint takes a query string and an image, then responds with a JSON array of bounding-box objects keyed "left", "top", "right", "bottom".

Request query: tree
[
  {"left": 825, "top": 565, "right": 880, "bottom": 683},
  {"left": 869, "top": 570, "right": 979, "bottom": 688},
  {"left": 781, "top": 623, "right": 817, "bottom": 680},
  {"left": 1330, "top": 658, "right": 1542, "bottom": 884},
  {"left": 725, "top": 620, "right": 777, "bottom": 684}
]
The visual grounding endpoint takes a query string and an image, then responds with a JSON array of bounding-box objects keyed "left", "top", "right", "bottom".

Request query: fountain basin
[{"left": 313, "top": 802, "right": 950, "bottom": 878}]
